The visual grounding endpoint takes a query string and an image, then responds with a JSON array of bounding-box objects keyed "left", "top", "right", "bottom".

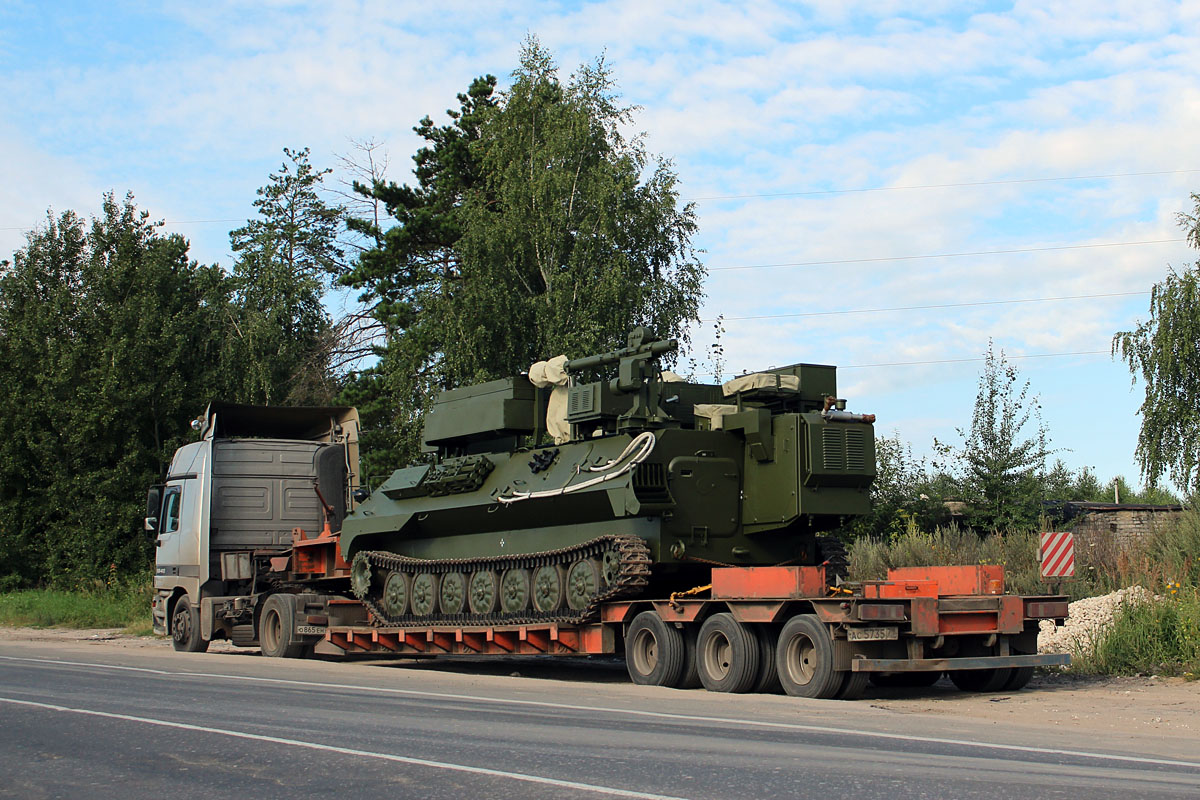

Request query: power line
[
  {"left": 690, "top": 348, "right": 1113, "bottom": 379},
  {"left": 709, "top": 237, "right": 1186, "bottom": 272},
  {"left": 839, "top": 350, "right": 1110, "bottom": 370},
  {"left": 686, "top": 169, "right": 1200, "bottom": 202},
  {"left": 0, "top": 218, "right": 243, "bottom": 232},
  {"left": 708, "top": 290, "right": 1149, "bottom": 323}
]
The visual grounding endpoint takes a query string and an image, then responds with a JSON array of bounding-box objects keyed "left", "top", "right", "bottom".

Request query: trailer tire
[
  {"left": 171, "top": 596, "right": 208, "bottom": 653},
  {"left": 775, "top": 614, "right": 840, "bottom": 698},
  {"left": 751, "top": 625, "right": 782, "bottom": 694},
  {"left": 835, "top": 670, "right": 869, "bottom": 700},
  {"left": 678, "top": 625, "right": 702, "bottom": 689},
  {"left": 626, "top": 611, "right": 686, "bottom": 687},
  {"left": 260, "top": 594, "right": 306, "bottom": 659},
  {"left": 949, "top": 668, "right": 1008, "bottom": 693},
  {"left": 697, "top": 613, "right": 759, "bottom": 693}
]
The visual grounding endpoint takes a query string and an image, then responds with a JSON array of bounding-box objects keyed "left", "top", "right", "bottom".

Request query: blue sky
[{"left": 4, "top": 1, "right": 1199, "bottom": 491}]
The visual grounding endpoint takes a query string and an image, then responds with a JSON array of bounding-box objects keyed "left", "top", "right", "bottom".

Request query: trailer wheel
[
  {"left": 259, "top": 594, "right": 305, "bottom": 659},
  {"left": 835, "top": 670, "right": 869, "bottom": 700},
  {"left": 170, "top": 596, "right": 208, "bottom": 653},
  {"left": 1001, "top": 666, "right": 1034, "bottom": 691},
  {"left": 626, "top": 611, "right": 686, "bottom": 687},
  {"left": 775, "top": 615, "right": 840, "bottom": 698},
  {"left": 678, "top": 625, "right": 702, "bottom": 689},
  {"left": 949, "top": 668, "right": 1009, "bottom": 692},
  {"left": 751, "top": 625, "right": 782, "bottom": 694},
  {"left": 697, "top": 613, "right": 759, "bottom": 693}
]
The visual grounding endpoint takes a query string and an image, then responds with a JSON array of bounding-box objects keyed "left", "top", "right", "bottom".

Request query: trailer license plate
[
  {"left": 296, "top": 625, "right": 325, "bottom": 635},
  {"left": 848, "top": 626, "right": 898, "bottom": 641}
]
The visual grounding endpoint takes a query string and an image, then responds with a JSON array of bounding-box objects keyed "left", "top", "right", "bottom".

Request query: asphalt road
[{"left": 0, "top": 641, "right": 1197, "bottom": 800}]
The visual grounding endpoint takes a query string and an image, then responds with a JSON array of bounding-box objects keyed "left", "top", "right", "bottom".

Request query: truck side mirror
[{"left": 145, "top": 487, "right": 162, "bottom": 534}]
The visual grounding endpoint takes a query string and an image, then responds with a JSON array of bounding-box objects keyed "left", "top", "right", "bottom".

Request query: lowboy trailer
[{"left": 258, "top": 527, "right": 1069, "bottom": 699}]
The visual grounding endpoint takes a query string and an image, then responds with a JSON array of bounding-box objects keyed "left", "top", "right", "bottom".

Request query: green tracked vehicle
[{"left": 342, "top": 328, "right": 876, "bottom": 627}]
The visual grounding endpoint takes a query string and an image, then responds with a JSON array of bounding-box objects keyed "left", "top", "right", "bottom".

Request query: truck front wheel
[
  {"left": 171, "top": 596, "right": 208, "bottom": 653},
  {"left": 259, "top": 594, "right": 306, "bottom": 659}
]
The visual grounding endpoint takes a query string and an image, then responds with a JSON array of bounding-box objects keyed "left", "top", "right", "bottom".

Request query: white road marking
[
  {"left": 2, "top": 654, "right": 1198, "bottom": 771},
  {"left": 0, "top": 695, "right": 687, "bottom": 800}
]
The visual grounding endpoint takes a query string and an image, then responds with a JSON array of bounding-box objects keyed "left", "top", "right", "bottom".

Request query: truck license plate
[
  {"left": 295, "top": 625, "right": 326, "bottom": 635},
  {"left": 848, "top": 626, "right": 898, "bottom": 641}
]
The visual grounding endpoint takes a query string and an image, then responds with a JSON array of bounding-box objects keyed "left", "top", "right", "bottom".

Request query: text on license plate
[
  {"left": 295, "top": 625, "right": 326, "bottom": 635},
  {"left": 847, "top": 626, "right": 898, "bottom": 641}
]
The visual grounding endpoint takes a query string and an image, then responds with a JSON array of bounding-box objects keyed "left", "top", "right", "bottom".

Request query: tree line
[{"left": 0, "top": 40, "right": 702, "bottom": 588}]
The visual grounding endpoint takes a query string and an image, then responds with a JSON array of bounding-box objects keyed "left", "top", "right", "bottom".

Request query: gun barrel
[{"left": 566, "top": 338, "right": 678, "bottom": 373}]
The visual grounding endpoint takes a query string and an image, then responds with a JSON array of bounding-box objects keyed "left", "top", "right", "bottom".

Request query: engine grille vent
[
  {"left": 568, "top": 386, "right": 595, "bottom": 416},
  {"left": 633, "top": 462, "right": 671, "bottom": 503},
  {"left": 845, "top": 429, "right": 866, "bottom": 471},
  {"left": 822, "top": 427, "right": 845, "bottom": 471}
]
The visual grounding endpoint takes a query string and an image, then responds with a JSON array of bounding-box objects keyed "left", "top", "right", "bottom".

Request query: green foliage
[
  {"left": 1115, "top": 202, "right": 1200, "bottom": 494},
  {"left": 850, "top": 507, "right": 1200, "bottom": 603},
  {"left": 847, "top": 527, "right": 1048, "bottom": 596},
  {"left": 342, "top": 39, "right": 705, "bottom": 473},
  {"left": 228, "top": 147, "right": 343, "bottom": 404},
  {"left": 0, "top": 194, "right": 239, "bottom": 587},
  {"left": 847, "top": 433, "right": 951, "bottom": 538},
  {"left": 935, "top": 342, "right": 1052, "bottom": 531},
  {"left": 1070, "top": 588, "right": 1200, "bottom": 678},
  {"left": 0, "top": 577, "right": 152, "bottom": 630}
]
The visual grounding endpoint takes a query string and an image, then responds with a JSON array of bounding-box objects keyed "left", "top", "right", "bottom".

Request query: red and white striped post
[{"left": 1040, "top": 531, "right": 1075, "bottom": 588}]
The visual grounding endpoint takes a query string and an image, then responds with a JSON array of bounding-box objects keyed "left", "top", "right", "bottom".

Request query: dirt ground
[{"left": 3, "top": 625, "right": 1196, "bottom": 741}]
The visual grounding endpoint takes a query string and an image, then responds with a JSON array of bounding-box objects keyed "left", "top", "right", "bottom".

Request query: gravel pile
[{"left": 1037, "top": 586, "right": 1154, "bottom": 655}]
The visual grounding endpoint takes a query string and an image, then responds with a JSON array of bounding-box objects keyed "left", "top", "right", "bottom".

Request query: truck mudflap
[{"left": 850, "top": 653, "right": 1071, "bottom": 672}]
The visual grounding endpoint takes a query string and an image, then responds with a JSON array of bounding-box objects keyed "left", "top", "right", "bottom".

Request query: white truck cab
[{"left": 147, "top": 402, "right": 359, "bottom": 652}]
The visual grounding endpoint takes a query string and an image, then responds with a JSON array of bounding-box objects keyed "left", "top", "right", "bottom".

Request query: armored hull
[{"left": 341, "top": 329, "right": 876, "bottom": 625}]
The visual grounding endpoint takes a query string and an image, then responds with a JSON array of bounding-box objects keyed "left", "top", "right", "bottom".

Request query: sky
[{"left": 3, "top": 1, "right": 1199, "bottom": 492}]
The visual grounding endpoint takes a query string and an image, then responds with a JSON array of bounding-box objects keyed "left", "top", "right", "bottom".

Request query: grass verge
[
  {"left": 0, "top": 580, "right": 154, "bottom": 633},
  {"left": 1070, "top": 586, "right": 1200, "bottom": 679}
]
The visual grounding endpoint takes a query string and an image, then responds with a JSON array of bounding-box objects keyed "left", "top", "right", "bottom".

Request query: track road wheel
[
  {"left": 532, "top": 565, "right": 565, "bottom": 613},
  {"left": 697, "top": 613, "right": 760, "bottom": 693},
  {"left": 382, "top": 571, "right": 410, "bottom": 617},
  {"left": 440, "top": 572, "right": 466, "bottom": 615},
  {"left": 565, "top": 559, "right": 599, "bottom": 611},
  {"left": 469, "top": 570, "right": 498, "bottom": 615},
  {"left": 411, "top": 573, "right": 438, "bottom": 617},
  {"left": 775, "top": 615, "right": 840, "bottom": 699},
  {"left": 626, "top": 611, "right": 686, "bottom": 687},
  {"left": 949, "top": 668, "right": 1010, "bottom": 693},
  {"left": 500, "top": 568, "right": 531, "bottom": 613},
  {"left": 751, "top": 625, "right": 782, "bottom": 694},
  {"left": 171, "top": 596, "right": 208, "bottom": 653},
  {"left": 259, "top": 594, "right": 306, "bottom": 659}
]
